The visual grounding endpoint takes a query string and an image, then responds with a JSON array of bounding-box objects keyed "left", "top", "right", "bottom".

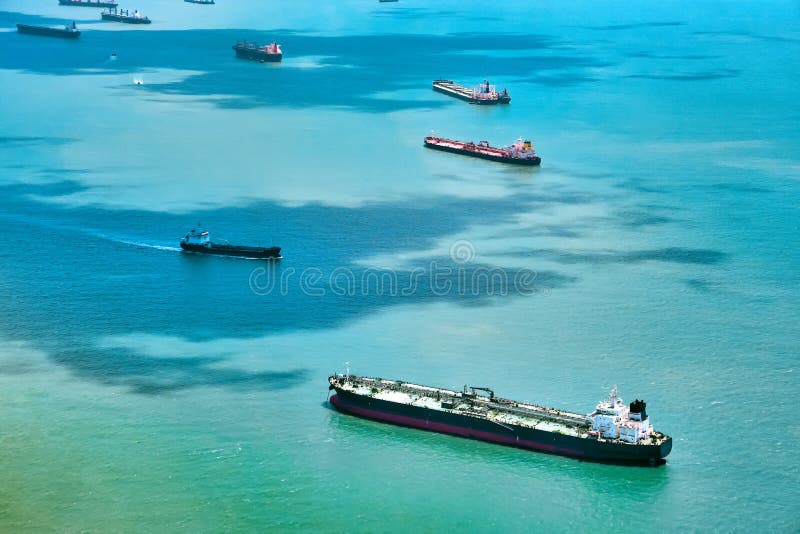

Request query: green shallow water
[{"left": 1, "top": 0, "right": 799, "bottom": 531}]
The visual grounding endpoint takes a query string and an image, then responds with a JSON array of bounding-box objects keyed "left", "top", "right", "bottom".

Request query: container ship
[
  {"left": 424, "top": 136, "right": 541, "bottom": 166},
  {"left": 16, "top": 22, "right": 81, "bottom": 39},
  {"left": 433, "top": 79, "right": 510, "bottom": 105},
  {"left": 180, "top": 229, "right": 281, "bottom": 259},
  {"left": 329, "top": 374, "right": 672, "bottom": 465},
  {"left": 101, "top": 7, "right": 150, "bottom": 23},
  {"left": 59, "top": 0, "right": 117, "bottom": 7},
  {"left": 233, "top": 41, "right": 282, "bottom": 62}
]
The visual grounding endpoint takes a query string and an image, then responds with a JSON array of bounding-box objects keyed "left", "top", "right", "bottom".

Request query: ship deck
[
  {"left": 334, "top": 375, "right": 593, "bottom": 439},
  {"left": 425, "top": 137, "right": 512, "bottom": 158},
  {"left": 432, "top": 80, "right": 498, "bottom": 103}
]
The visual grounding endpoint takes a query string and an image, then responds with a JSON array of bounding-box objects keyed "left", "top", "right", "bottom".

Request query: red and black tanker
[
  {"left": 424, "top": 136, "right": 541, "bottom": 166},
  {"left": 329, "top": 374, "right": 672, "bottom": 466}
]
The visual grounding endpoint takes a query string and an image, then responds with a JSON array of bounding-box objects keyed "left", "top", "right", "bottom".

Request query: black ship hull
[
  {"left": 432, "top": 85, "right": 499, "bottom": 105},
  {"left": 101, "top": 14, "right": 151, "bottom": 23},
  {"left": 233, "top": 48, "right": 282, "bottom": 62},
  {"left": 59, "top": 0, "right": 117, "bottom": 6},
  {"left": 180, "top": 241, "right": 281, "bottom": 259},
  {"left": 17, "top": 24, "right": 80, "bottom": 39},
  {"left": 424, "top": 141, "right": 541, "bottom": 166},
  {"left": 330, "top": 389, "right": 671, "bottom": 465}
]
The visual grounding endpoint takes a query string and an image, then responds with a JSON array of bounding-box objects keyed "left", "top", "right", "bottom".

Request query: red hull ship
[
  {"left": 329, "top": 374, "right": 672, "bottom": 466},
  {"left": 424, "top": 136, "right": 541, "bottom": 166},
  {"left": 233, "top": 41, "right": 282, "bottom": 62}
]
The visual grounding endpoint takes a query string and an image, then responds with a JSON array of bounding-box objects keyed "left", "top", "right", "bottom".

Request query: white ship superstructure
[{"left": 586, "top": 387, "right": 654, "bottom": 444}]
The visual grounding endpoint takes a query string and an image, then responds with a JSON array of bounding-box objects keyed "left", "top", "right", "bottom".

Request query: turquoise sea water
[{"left": 1, "top": 0, "right": 798, "bottom": 530}]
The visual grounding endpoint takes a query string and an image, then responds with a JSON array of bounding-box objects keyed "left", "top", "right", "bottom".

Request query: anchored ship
[
  {"left": 233, "top": 41, "right": 283, "bottom": 62},
  {"left": 16, "top": 22, "right": 80, "bottom": 39},
  {"left": 424, "top": 136, "right": 541, "bottom": 166},
  {"left": 101, "top": 7, "right": 151, "bottom": 23},
  {"left": 329, "top": 374, "right": 672, "bottom": 465},
  {"left": 59, "top": 0, "right": 117, "bottom": 7},
  {"left": 433, "top": 79, "right": 510, "bottom": 105},
  {"left": 180, "top": 229, "right": 281, "bottom": 259}
]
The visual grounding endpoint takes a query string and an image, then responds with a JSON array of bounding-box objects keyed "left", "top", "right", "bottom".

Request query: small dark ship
[
  {"left": 433, "top": 79, "right": 510, "bottom": 105},
  {"left": 16, "top": 22, "right": 81, "bottom": 39},
  {"left": 329, "top": 373, "right": 672, "bottom": 466},
  {"left": 233, "top": 41, "right": 282, "bottom": 62},
  {"left": 424, "top": 136, "right": 541, "bottom": 166},
  {"left": 184, "top": 0, "right": 215, "bottom": 3},
  {"left": 180, "top": 229, "right": 281, "bottom": 259},
  {"left": 59, "top": 0, "right": 118, "bottom": 7},
  {"left": 101, "top": 7, "right": 151, "bottom": 23}
]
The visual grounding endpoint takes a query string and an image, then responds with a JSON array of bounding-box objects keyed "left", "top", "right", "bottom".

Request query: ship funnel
[{"left": 629, "top": 399, "right": 647, "bottom": 421}]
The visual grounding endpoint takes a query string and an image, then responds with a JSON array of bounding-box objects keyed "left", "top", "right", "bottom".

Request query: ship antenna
[{"left": 345, "top": 361, "right": 350, "bottom": 383}]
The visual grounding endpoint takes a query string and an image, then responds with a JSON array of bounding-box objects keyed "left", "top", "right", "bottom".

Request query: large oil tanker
[
  {"left": 233, "top": 41, "right": 282, "bottom": 62},
  {"left": 101, "top": 7, "right": 150, "bottom": 24},
  {"left": 424, "top": 136, "right": 541, "bottom": 166},
  {"left": 17, "top": 22, "right": 81, "bottom": 39},
  {"left": 329, "top": 374, "right": 672, "bottom": 465},
  {"left": 59, "top": 0, "right": 117, "bottom": 7},
  {"left": 432, "top": 79, "right": 510, "bottom": 105},
  {"left": 180, "top": 229, "right": 281, "bottom": 259}
]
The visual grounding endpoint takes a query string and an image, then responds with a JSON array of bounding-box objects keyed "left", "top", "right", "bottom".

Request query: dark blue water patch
[
  {"left": 0, "top": 136, "right": 75, "bottom": 146},
  {"left": 750, "top": 33, "right": 800, "bottom": 44},
  {"left": 0, "top": 27, "right": 606, "bottom": 112},
  {"left": 583, "top": 22, "right": 685, "bottom": 31},
  {"left": 685, "top": 278, "right": 716, "bottom": 292},
  {"left": 501, "top": 247, "right": 728, "bottom": 265},
  {"left": 0, "top": 180, "right": 580, "bottom": 389},
  {"left": 619, "top": 181, "right": 671, "bottom": 194},
  {"left": 616, "top": 210, "right": 675, "bottom": 228},
  {"left": 693, "top": 30, "right": 800, "bottom": 45},
  {"left": 707, "top": 182, "right": 774, "bottom": 194},
  {"left": 626, "top": 51, "right": 718, "bottom": 60},
  {"left": 49, "top": 348, "right": 310, "bottom": 395},
  {"left": 626, "top": 69, "right": 740, "bottom": 81},
  {"left": 0, "top": 178, "right": 87, "bottom": 197}
]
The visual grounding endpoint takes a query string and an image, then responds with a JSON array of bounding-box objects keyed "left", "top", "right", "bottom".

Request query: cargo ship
[
  {"left": 184, "top": 0, "right": 215, "bottom": 4},
  {"left": 329, "top": 373, "right": 672, "bottom": 465},
  {"left": 424, "top": 136, "right": 541, "bottom": 166},
  {"left": 101, "top": 7, "right": 150, "bottom": 23},
  {"left": 59, "top": 0, "right": 117, "bottom": 7},
  {"left": 16, "top": 22, "right": 81, "bottom": 39},
  {"left": 432, "top": 79, "right": 510, "bottom": 105},
  {"left": 180, "top": 229, "right": 281, "bottom": 259},
  {"left": 233, "top": 41, "right": 282, "bottom": 62}
]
